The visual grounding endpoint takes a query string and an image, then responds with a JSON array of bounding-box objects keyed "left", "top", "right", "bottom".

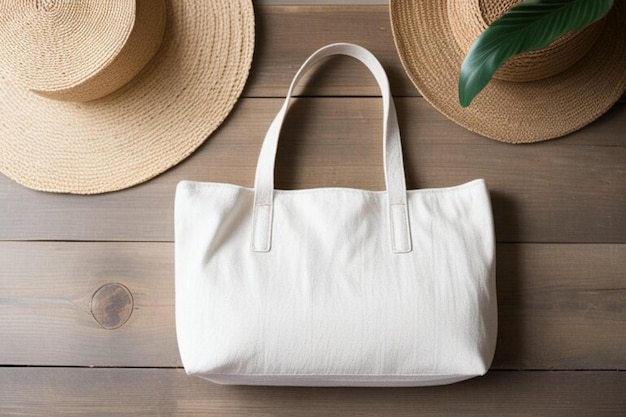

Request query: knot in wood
[{"left": 90, "top": 283, "right": 134, "bottom": 330}]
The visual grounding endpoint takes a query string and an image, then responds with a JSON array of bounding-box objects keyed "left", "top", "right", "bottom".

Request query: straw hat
[
  {"left": 0, "top": 0, "right": 254, "bottom": 194},
  {"left": 390, "top": 0, "right": 626, "bottom": 143}
]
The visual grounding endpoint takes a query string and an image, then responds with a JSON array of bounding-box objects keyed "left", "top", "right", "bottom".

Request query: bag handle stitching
[{"left": 251, "top": 43, "right": 411, "bottom": 253}]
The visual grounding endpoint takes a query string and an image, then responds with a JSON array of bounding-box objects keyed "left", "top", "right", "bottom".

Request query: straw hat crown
[
  {"left": 447, "top": 0, "right": 605, "bottom": 82},
  {"left": 0, "top": 0, "right": 166, "bottom": 102}
]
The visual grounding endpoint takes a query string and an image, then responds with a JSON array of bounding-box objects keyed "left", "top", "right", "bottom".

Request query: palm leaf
[{"left": 459, "top": 0, "right": 614, "bottom": 107}]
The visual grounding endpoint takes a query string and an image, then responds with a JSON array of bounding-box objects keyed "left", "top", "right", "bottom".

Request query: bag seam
[{"left": 179, "top": 179, "right": 486, "bottom": 196}]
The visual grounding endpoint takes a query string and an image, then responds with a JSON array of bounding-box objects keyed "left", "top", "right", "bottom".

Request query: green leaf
[{"left": 459, "top": 0, "right": 614, "bottom": 107}]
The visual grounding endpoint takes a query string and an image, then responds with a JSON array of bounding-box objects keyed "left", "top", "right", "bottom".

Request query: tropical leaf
[{"left": 459, "top": 0, "right": 614, "bottom": 107}]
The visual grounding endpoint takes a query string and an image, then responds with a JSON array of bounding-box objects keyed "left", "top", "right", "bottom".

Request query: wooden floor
[{"left": 1, "top": 6, "right": 625, "bottom": 416}]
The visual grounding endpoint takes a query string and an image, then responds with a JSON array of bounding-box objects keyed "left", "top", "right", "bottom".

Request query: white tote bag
[{"left": 175, "top": 43, "right": 497, "bottom": 387}]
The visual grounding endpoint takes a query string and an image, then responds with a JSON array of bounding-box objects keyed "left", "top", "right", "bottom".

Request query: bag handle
[{"left": 252, "top": 43, "right": 411, "bottom": 254}]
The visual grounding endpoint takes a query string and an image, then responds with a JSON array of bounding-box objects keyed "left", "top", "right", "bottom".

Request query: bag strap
[{"left": 252, "top": 43, "right": 411, "bottom": 254}]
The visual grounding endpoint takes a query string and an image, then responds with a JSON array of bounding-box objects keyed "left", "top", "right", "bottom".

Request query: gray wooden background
[{"left": 1, "top": 4, "right": 624, "bottom": 416}]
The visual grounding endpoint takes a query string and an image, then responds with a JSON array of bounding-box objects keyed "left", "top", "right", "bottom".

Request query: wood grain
[
  {"left": 0, "top": 99, "right": 624, "bottom": 243},
  {"left": 494, "top": 244, "right": 626, "bottom": 370},
  {"left": 0, "top": 242, "right": 177, "bottom": 367},
  {"left": 246, "top": 6, "right": 418, "bottom": 97},
  {"left": 0, "top": 368, "right": 624, "bottom": 417},
  {"left": 246, "top": 6, "right": 626, "bottom": 104},
  {"left": 1, "top": 241, "right": 624, "bottom": 369}
]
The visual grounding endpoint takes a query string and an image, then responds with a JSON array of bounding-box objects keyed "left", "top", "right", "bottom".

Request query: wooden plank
[
  {"left": 1, "top": 242, "right": 624, "bottom": 369},
  {"left": 0, "top": 98, "right": 624, "bottom": 242},
  {"left": 494, "top": 244, "right": 626, "bottom": 370},
  {"left": 0, "top": 242, "right": 177, "bottom": 367},
  {"left": 245, "top": 6, "right": 419, "bottom": 97},
  {"left": 0, "top": 368, "right": 624, "bottom": 417},
  {"left": 245, "top": 6, "right": 626, "bottom": 105}
]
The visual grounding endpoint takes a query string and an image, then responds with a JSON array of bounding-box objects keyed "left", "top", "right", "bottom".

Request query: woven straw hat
[
  {"left": 390, "top": 0, "right": 626, "bottom": 143},
  {"left": 0, "top": 0, "right": 254, "bottom": 194}
]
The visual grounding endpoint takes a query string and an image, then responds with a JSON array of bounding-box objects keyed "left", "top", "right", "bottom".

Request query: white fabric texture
[{"left": 175, "top": 43, "right": 497, "bottom": 387}]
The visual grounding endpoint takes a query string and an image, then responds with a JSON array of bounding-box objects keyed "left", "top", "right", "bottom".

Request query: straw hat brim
[
  {"left": 0, "top": 0, "right": 254, "bottom": 194},
  {"left": 390, "top": 0, "right": 626, "bottom": 143}
]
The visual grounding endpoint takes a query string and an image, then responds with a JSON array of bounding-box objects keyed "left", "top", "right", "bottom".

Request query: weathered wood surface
[
  {"left": 0, "top": 99, "right": 624, "bottom": 243},
  {"left": 247, "top": 6, "right": 626, "bottom": 102},
  {"left": 1, "top": 6, "right": 624, "bottom": 416},
  {"left": 1, "top": 242, "right": 623, "bottom": 369},
  {"left": 0, "top": 368, "right": 624, "bottom": 417},
  {"left": 246, "top": 6, "right": 417, "bottom": 97}
]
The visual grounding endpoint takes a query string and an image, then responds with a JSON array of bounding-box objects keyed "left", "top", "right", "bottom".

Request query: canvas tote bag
[{"left": 175, "top": 43, "right": 497, "bottom": 387}]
